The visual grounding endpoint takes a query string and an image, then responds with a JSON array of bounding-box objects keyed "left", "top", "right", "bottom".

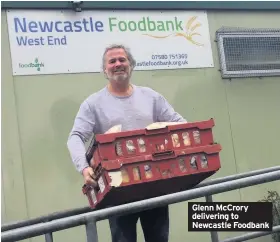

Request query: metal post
[
  {"left": 44, "top": 219, "right": 53, "bottom": 242},
  {"left": 205, "top": 195, "right": 219, "bottom": 242},
  {"left": 85, "top": 220, "right": 98, "bottom": 242},
  {"left": 45, "top": 232, "right": 53, "bottom": 242}
]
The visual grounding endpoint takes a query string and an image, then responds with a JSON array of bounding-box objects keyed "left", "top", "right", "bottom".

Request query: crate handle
[
  {"left": 152, "top": 150, "right": 175, "bottom": 159},
  {"left": 86, "top": 135, "right": 97, "bottom": 163}
]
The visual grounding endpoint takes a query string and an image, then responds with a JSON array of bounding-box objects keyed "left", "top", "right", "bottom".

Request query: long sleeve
[
  {"left": 67, "top": 100, "right": 96, "bottom": 173},
  {"left": 155, "top": 94, "right": 187, "bottom": 123}
]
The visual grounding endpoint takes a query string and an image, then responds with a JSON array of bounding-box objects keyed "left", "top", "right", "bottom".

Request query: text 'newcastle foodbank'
[
  {"left": 13, "top": 16, "right": 184, "bottom": 46},
  {"left": 108, "top": 17, "right": 183, "bottom": 31}
]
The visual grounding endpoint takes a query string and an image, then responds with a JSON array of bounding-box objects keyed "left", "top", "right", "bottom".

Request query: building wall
[{"left": 2, "top": 9, "right": 280, "bottom": 242}]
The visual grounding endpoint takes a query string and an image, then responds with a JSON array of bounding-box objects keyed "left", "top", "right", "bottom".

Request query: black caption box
[{"left": 188, "top": 202, "right": 273, "bottom": 231}]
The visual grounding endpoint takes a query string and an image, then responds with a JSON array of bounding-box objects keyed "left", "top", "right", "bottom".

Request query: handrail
[
  {"left": 221, "top": 225, "right": 280, "bottom": 242},
  {"left": 2, "top": 165, "right": 280, "bottom": 232},
  {"left": 1, "top": 207, "right": 92, "bottom": 232},
  {"left": 2, "top": 170, "right": 280, "bottom": 242}
]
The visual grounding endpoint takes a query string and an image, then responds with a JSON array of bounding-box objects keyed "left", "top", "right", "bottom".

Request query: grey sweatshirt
[{"left": 67, "top": 84, "right": 187, "bottom": 173}]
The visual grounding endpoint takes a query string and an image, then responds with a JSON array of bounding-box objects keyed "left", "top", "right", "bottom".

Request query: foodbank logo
[{"left": 19, "top": 58, "right": 44, "bottom": 71}]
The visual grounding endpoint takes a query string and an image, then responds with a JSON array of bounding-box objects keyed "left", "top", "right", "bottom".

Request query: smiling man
[{"left": 67, "top": 44, "right": 187, "bottom": 242}]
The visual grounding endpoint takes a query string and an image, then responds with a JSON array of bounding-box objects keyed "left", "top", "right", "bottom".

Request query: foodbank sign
[
  {"left": 7, "top": 10, "right": 213, "bottom": 75},
  {"left": 18, "top": 58, "right": 44, "bottom": 72}
]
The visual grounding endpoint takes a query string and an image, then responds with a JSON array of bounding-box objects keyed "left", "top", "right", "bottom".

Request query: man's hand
[
  {"left": 82, "top": 167, "right": 98, "bottom": 187},
  {"left": 82, "top": 125, "right": 122, "bottom": 188}
]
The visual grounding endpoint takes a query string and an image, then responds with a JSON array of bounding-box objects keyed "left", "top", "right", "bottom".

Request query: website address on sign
[
  {"left": 137, "top": 59, "right": 188, "bottom": 67},
  {"left": 136, "top": 53, "right": 188, "bottom": 68}
]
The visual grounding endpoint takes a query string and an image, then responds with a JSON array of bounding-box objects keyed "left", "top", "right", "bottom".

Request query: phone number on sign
[{"left": 152, "top": 54, "right": 188, "bottom": 60}]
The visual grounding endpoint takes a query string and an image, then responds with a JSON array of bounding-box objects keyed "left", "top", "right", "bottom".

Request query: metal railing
[{"left": 2, "top": 166, "right": 280, "bottom": 242}]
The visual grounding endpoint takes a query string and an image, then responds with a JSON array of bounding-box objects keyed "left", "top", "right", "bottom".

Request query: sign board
[{"left": 6, "top": 10, "right": 214, "bottom": 76}]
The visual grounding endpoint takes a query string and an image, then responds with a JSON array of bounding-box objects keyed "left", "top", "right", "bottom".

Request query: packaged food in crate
[{"left": 82, "top": 118, "right": 222, "bottom": 209}]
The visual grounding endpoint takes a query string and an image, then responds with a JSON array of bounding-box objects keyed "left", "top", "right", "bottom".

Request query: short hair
[{"left": 102, "top": 44, "right": 136, "bottom": 72}]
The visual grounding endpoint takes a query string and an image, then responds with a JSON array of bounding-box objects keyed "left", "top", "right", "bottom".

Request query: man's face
[{"left": 104, "top": 48, "right": 131, "bottom": 83}]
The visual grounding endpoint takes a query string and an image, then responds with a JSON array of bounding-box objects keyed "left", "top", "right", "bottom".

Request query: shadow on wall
[
  {"left": 49, "top": 98, "right": 81, "bottom": 173},
  {"left": 24, "top": 97, "right": 82, "bottom": 179},
  {"left": 19, "top": 98, "right": 85, "bottom": 216}
]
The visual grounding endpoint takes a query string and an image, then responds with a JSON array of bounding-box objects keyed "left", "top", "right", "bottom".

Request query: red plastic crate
[{"left": 83, "top": 119, "right": 222, "bottom": 209}]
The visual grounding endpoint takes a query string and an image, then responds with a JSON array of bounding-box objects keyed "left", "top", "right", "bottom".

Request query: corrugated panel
[{"left": 2, "top": 1, "right": 280, "bottom": 10}]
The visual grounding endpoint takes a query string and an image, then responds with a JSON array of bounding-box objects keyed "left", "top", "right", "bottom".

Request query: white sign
[{"left": 6, "top": 10, "right": 214, "bottom": 76}]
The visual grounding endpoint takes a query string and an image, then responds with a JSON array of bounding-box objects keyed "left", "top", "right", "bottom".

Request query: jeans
[{"left": 109, "top": 205, "right": 169, "bottom": 242}]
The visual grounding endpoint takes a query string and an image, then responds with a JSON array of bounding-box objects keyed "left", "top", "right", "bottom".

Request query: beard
[
  {"left": 107, "top": 67, "right": 131, "bottom": 83},
  {"left": 112, "top": 72, "right": 129, "bottom": 82}
]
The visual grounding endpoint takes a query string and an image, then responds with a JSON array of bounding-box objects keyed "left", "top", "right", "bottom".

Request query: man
[{"left": 67, "top": 44, "right": 187, "bottom": 242}]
